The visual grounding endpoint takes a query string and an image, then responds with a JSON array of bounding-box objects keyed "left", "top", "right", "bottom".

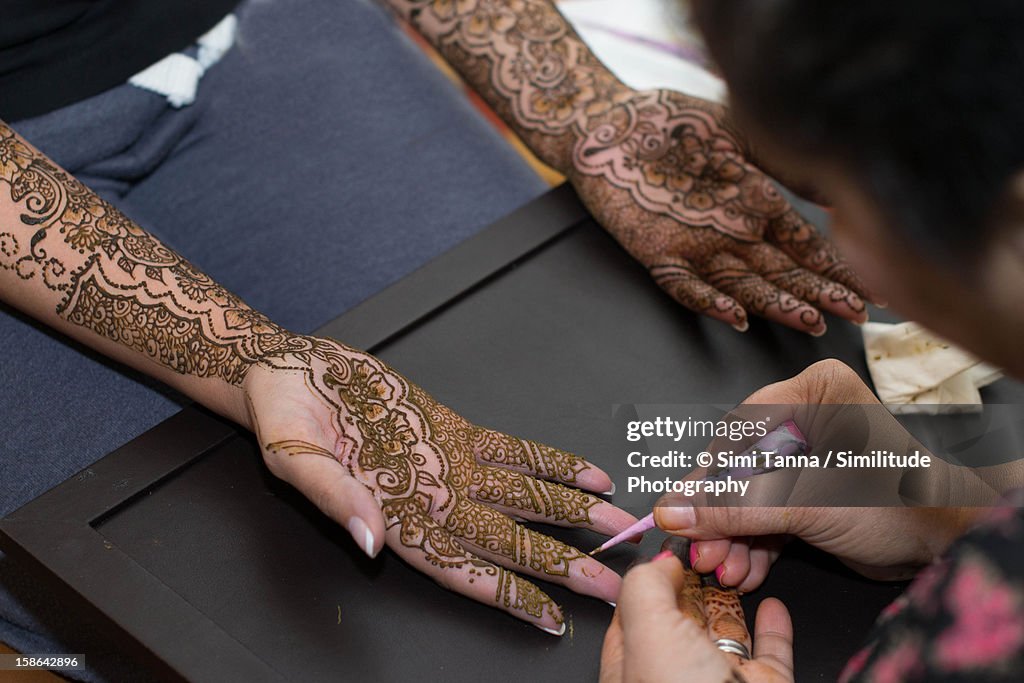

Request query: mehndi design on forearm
[
  {"left": 0, "top": 123, "right": 302, "bottom": 384},
  {"left": 262, "top": 337, "right": 602, "bottom": 625}
]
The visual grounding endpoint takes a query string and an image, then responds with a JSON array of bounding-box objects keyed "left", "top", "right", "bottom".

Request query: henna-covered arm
[
  {"left": 1, "top": 120, "right": 637, "bottom": 631},
  {"left": 382, "top": 0, "right": 877, "bottom": 334},
  {"left": 381, "top": 0, "right": 627, "bottom": 172},
  {"left": 0, "top": 121, "right": 284, "bottom": 426}
]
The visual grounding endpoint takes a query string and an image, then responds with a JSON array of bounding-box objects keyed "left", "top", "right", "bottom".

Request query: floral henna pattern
[
  {"left": 473, "top": 429, "right": 590, "bottom": 484},
  {"left": 0, "top": 123, "right": 297, "bottom": 382},
  {"left": 575, "top": 91, "right": 788, "bottom": 240},
  {"left": 260, "top": 337, "right": 602, "bottom": 626},
  {"left": 387, "top": 0, "right": 631, "bottom": 166}
]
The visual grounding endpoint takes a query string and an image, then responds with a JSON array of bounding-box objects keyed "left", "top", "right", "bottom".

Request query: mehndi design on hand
[{"left": 254, "top": 337, "right": 632, "bottom": 631}]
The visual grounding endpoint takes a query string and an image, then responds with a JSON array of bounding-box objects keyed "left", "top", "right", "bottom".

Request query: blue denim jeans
[{"left": 0, "top": 0, "right": 545, "bottom": 678}]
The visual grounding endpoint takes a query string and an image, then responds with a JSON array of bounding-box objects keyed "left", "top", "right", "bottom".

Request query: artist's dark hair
[{"left": 691, "top": 0, "right": 1024, "bottom": 266}]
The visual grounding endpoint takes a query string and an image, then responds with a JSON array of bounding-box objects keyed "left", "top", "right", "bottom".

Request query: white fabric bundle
[{"left": 862, "top": 321, "right": 1002, "bottom": 414}]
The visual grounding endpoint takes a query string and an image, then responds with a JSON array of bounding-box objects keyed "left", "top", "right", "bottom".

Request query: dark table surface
[{"left": 5, "top": 185, "right": 1023, "bottom": 682}]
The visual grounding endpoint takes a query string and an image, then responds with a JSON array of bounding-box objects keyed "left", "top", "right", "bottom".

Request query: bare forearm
[{"left": 0, "top": 122, "right": 296, "bottom": 427}]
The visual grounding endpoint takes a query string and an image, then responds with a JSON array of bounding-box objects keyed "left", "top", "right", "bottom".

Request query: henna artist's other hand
[
  {"left": 655, "top": 359, "right": 981, "bottom": 590},
  {"left": 243, "top": 336, "right": 637, "bottom": 634},
  {"left": 570, "top": 89, "right": 874, "bottom": 335},
  {"left": 601, "top": 542, "right": 794, "bottom": 683}
]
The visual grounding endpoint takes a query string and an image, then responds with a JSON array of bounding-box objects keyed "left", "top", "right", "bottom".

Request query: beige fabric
[{"left": 862, "top": 321, "right": 1002, "bottom": 414}]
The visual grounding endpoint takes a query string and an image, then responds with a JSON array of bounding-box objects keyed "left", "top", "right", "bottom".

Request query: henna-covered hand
[
  {"left": 383, "top": 0, "right": 874, "bottom": 335},
  {"left": 572, "top": 89, "right": 872, "bottom": 335},
  {"left": 601, "top": 540, "right": 794, "bottom": 683},
  {"left": 245, "top": 337, "right": 637, "bottom": 633}
]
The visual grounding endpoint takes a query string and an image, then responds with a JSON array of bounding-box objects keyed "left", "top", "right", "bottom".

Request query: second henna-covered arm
[{"left": 383, "top": 0, "right": 874, "bottom": 334}]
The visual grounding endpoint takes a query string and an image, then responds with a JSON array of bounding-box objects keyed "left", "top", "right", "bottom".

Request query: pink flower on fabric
[
  {"left": 870, "top": 641, "right": 923, "bottom": 683},
  {"left": 878, "top": 595, "right": 909, "bottom": 622},
  {"left": 839, "top": 642, "right": 875, "bottom": 683},
  {"left": 934, "top": 556, "right": 1024, "bottom": 670},
  {"left": 904, "top": 559, "right": 950, "bottom": 615}
]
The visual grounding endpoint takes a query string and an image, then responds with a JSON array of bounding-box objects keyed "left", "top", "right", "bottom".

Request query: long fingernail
[
  {"left": 602, "top": 482, "right": 616, "bottom": 495},
  {"left": 347, "top": 517, "right": 377, "bottom": 558},
  {"left": 658, "top": 502, "right": 695, "bottom": 530},
  {"left": 810, "top": 325, "right": 827, "bottom": 337},
  {"left": 732, "top": 321, "right": 749, "bottom": 333},
  {"left": 652, "top": 550, "right": 674, "bottom": 562},
  {"left": 716, "top": 564, "right": 726, "bottom": 584},
  {"left": 536, "top": 622, "right": 566, "bottom": 636},
  {"left": 606, "top": 601, "right": 617, "bottom": 608},
  {"left": 689, "top": 542, "right": 700, "bottom": 570}
]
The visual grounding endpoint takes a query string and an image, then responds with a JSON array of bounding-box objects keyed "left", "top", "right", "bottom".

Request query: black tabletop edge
[
  {"left": 319, "top": 182, "right": 586, "bottom": 350},
  {"left": 1, "top": 407, "right": 234, "bottom": 525}
]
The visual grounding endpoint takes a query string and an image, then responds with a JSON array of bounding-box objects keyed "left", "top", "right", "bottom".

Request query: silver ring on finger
[{"left": 714, "top": 638, "right": 751, "bottom": 660}]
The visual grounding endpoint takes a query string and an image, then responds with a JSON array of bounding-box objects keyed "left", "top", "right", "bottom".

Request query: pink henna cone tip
[{"left": 588, "top": 512, "right": 655, "bottom": 556}]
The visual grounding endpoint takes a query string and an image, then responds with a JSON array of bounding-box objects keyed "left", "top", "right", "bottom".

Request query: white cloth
[
  {"left": 129, "top": 14, "right": 238, "bottom": 107},
  {"left": 862, "top": 321, "right": 1002, "bottom": 414}
]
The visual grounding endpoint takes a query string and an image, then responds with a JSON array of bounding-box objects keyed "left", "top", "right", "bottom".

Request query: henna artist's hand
[
  {"left": 656, "top": 360, "right": 984, "bottom": 589},
  {"left": 570, "top": 89, "right": 873, "bottom": 335},
  {"left": 601, "top": 543, "right": 794, "bottom": 683},
  {"left": 243, "top": 336, "right": 637, "bottom": 633}
]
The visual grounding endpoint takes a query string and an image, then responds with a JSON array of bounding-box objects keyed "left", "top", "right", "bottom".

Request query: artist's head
[{"left": 690, "top": 0, "right": 1024, "bottom": 376}]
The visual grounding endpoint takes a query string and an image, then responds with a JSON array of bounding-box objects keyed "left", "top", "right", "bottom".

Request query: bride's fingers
[
  {"left": 702, "top": 253, "right": 827, "bottom": 335},
  {"left": 768, "top": 209, "right": 878, "bottom": 304},
  {"left": 469, "top": 465, "right": 638, "bottom": 536},
  {"left": 383, "top": 507, "right": 566, "bottom": 634},
  {"left": 441, "top": 496, "right": 621, "bottom": 604},
  {"left": 648, "top": 259, "right": 749, "bottom": 331},
  {"left": 473, "top": 428, "right": 615, "bottom": 494}
]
